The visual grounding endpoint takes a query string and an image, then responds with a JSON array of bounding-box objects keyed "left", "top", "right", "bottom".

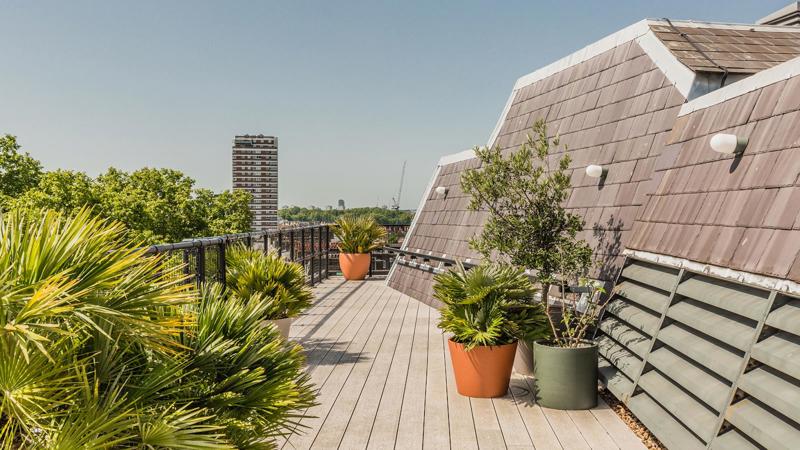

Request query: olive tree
[{"left": 461, "top": 119, "right": 595, "bottom": 346}]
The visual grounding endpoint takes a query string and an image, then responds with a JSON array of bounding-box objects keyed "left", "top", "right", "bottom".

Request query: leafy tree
[
  {"left": 4, "top": 158, "right": 252, "bottom": 244},
  {"left": 278, "top": 206, "right": 413, "bottom": 225},
  {"left": 198, "top": 188, "right": 253, "bottom": 236},
  {"left": 461, "top": 120, "right": 593, "bottom": 345},
  {"left": 7, "top": 169, "right": 96, "bottom": 213},
  {"left": 0, "top": 134, "right": 42, "bottom": 202}
]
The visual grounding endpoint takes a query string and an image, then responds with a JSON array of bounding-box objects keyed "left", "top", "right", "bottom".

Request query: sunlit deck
[{"left": 279, "top": 278, "right": 646, "bottom": 450}]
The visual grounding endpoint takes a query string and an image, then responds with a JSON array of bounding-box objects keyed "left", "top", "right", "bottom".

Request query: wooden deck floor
[{"left": 280, "top": 278, "right": 646, "bottom": 450}]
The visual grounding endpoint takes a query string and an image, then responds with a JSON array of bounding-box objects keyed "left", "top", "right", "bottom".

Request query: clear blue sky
[{"left": 1, "top": 1, "right": 786, "bottom": 209}]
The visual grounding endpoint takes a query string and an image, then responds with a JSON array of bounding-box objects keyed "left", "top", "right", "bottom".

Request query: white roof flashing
[
  {"left": 483, "top": 19, "right": 695, "bottom": 151},
  {"left": 680, "top": 55, "right": 800, "bottom": 115}
]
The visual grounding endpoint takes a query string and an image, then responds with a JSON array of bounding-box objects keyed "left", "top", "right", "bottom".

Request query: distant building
[{"left": 232, "top": 135, "right": 278, "bottom": 230}]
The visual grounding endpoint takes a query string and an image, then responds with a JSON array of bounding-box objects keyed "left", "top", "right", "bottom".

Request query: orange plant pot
[
  {"left": 448, "top": 339, "right": 517, "bottom": 398},
  {"left": 339, "top": 253, "right": 371, "bottom": 280}
]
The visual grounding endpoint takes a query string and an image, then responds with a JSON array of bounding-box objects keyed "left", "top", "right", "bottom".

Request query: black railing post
[
  {"left": 277, "top": 231, "right": 283, "bottom": 257},
  {"left": 369, "top": 250, "right": 373, "bottom": 278},
  {"left": 182, "top": 249, "right": 190, "bottom": 276},
  {"left": 310, "top": 227, "right": 315, "bottom": 285},
  {"left": 196, "top": 245, "right": 206, "bottom": 285},
  {"left": 264, "top": 233, "right": 269, "bottom": 254},
  {"left": 300, "top": 228, "right": 306, "bottom": 282},
  {"left": 289, "top": 230, "right": 295, "bottom": 261},
  {"left": 218, "top": 241, "right": 226, "bottom": 284},
  {"left": 323, "top": 225, "right": 331, "bottom": 279}
]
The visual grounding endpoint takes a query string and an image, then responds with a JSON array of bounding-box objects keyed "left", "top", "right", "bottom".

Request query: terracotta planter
[
  {"left": 448, "top": 339, "right": 517, "bottom": 398},
  {"left": 339, "top": 253, "right": 371, "bottom": 280}
]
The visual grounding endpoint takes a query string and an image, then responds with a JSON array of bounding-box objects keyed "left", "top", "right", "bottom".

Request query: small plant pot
[
  {"left": 339, "top": 253, "right": 371, "bottom": 280},
  {"left": 448, "top": 339, "right": 517, "bottom": 398},
  {"left": 269, "top": 317, "right": 293, "bottom": 339},
  {"left": 532, "top": 340, "right": 598, "bottom": 410}
]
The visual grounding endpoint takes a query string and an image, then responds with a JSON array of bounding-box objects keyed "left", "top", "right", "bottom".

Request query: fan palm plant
[
  {"left": 331, "top": 215, "right": 386, "bottom": 280},
  {"left": 435, "top": 263, "right": 549, "bottom": 350},
  {"left": 225, "top": 244, "right": 313, "bottom": 319},
  {"left": 435, "top": 263, "right": 549, "bottom": 398},
  {"left": 331, "top": 215, "right": 386, "bottom": 254},
  {"left": 0, "top": 208, "right": 316, "bottom": 449}
]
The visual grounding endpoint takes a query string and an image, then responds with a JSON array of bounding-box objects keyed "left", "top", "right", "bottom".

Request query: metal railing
[{"left": 143, "top": 224, "right": 331, "bottom": 286}]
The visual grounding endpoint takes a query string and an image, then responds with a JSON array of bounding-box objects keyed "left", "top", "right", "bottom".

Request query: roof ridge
[{"left": 648, "top": 18, "right": 800, "bottom": 33}]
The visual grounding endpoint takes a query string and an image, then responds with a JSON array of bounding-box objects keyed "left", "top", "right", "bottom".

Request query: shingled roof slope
[
  {"left": 650, "top": 21, "right": 800, "bottom": 73},
  {"left": 389, "top": 17, "right": 800, "bottom": 305},
  {"left": 389, "top": 37, "right": 687, "bottom": 305},
  {"left": 628, "top": 59, "right": 800, "bottom": 282}
]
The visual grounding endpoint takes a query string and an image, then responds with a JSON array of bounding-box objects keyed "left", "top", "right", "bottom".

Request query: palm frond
[
  {"left": 435, "top": 263, "right": 548, "bottom": 350},
  {"left": 226, "top": 245, "right": 313, "bottom": 319},
  {"left": 331, "top": 215, "right": 387, "bottom": 254}
]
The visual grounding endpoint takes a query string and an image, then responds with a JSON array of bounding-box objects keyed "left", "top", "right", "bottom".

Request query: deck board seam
[
  {"left": 337, "top": 290, "right": 409, "bottom": 448},
  {"left": 365, "top": 297, "right": 420, "bottom": 447},
  {"left": 309, "top": 284, "right": 399, "bottom": 448}
]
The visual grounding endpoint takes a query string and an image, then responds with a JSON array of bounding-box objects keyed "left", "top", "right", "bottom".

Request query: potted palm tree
[
  {"left": 435, "top": 263, "right": 548, "bottom": 398},
  {"left": 226, "top": 244, "right": 314, "bottom": 338},
  {"left": 461, "top": 119, "right": 598, "bottom": 409},
  {"left": 332, "top": 215, "right": 387, "bottom": 280}
]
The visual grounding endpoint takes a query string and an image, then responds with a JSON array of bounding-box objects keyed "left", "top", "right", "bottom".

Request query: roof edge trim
[
  {"left": 680, "top": 55, "right": 800, "bottom": 115},
  {"left": 438, "top": 149, "right": 476, "bottom": 166},
  {"left": 624, "top": 249, "right": 800, "bottom": 295},
  {"left": 635, "top": 28, "right": 696, "bottom": 98},
  {"left": 512, "top": 19, "right": 651, "bottom": 90},
  {"left": 396, "top": 163, "right": 441, "bottom": 251},
  {"left": 650, "top": 18, "right": 800, "bottom": 33},
  {"left": 487, "top": 89, "right": 517, "bottom": 147}
]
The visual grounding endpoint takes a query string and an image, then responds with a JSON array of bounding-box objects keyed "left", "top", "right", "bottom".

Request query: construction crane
[{"left": 391, "top": 161, "right": 406, "bottom": 211}]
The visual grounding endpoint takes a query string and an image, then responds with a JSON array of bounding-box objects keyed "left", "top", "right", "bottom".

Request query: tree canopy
[
  {"left": 461, "top": 120, "right": 592, "bottom": 287},
  {"left": 0, "top": 135, "right": 43, "bottom": 203},
  {"left": 1, "top": 134, "right": 252, "bottom": 244},
  {"left": 279, "top": 206, "right": 413, "bottom": 225}
]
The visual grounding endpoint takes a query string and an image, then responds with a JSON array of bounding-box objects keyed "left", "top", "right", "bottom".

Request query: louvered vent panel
[
  {"left": 597, "top": 257, "right": 800, "bottom": 449},
  {"left": 725, "top": 294, "right": 800, "bottom": 449},
  {"left": 597, "top": 260, "right": 677, "bottom": 401}
]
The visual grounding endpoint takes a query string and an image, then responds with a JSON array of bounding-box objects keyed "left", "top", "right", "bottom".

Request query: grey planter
[
  {"left": 513, "top": 340, "right": 534, "bottom": 375},
  {"left": 532, "top": 340, "right": 598, "bottom": 410}
]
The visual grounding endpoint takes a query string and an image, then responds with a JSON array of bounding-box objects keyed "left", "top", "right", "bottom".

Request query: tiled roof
[
  {"left": 650, "top": 22, "right": 800, "bottom": 73},
  {"left": 390, "top": 17, "right": 800, "bottom": 304},
  {"left": 389, "top": 39, "right": 687, "bottom": 303},
  {"left": 628, "top": 70, "right": 800, "bottom": 281}
]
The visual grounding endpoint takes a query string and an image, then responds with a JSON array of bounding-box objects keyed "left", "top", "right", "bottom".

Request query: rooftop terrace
[{"left": 280, "top": 278, "right": 646, "bottom": 449}]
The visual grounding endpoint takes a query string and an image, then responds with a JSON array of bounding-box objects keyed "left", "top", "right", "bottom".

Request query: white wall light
[
  {"left": 434, "top": 186, "right": 448, "bottom": 197},
  {"left": 585, "top": 164, "right": 607, "bottom": 179},
  {"left": 710, "top": 133, "right": 748, "bottom": 155}
]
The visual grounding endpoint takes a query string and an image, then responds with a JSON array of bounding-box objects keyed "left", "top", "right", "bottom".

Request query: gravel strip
[{"left": 598, "top": 388, "right": 666, "bottom": 450}]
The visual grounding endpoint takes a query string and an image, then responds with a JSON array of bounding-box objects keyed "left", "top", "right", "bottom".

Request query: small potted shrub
[
  {"left": 533, "top": 280, "right": 604, "bottom": 409},
  {"left": 332, "top": 215, "right": 386, "bottom": 280},
  {"left": 435, "top": 263, "right": 548, "bottom": 398},
  {"left": 226, "top": 244, "right": 313, "bottom": 338},
  {"left": 462, "top": 119, "right": 598, "bottom": 409}
]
